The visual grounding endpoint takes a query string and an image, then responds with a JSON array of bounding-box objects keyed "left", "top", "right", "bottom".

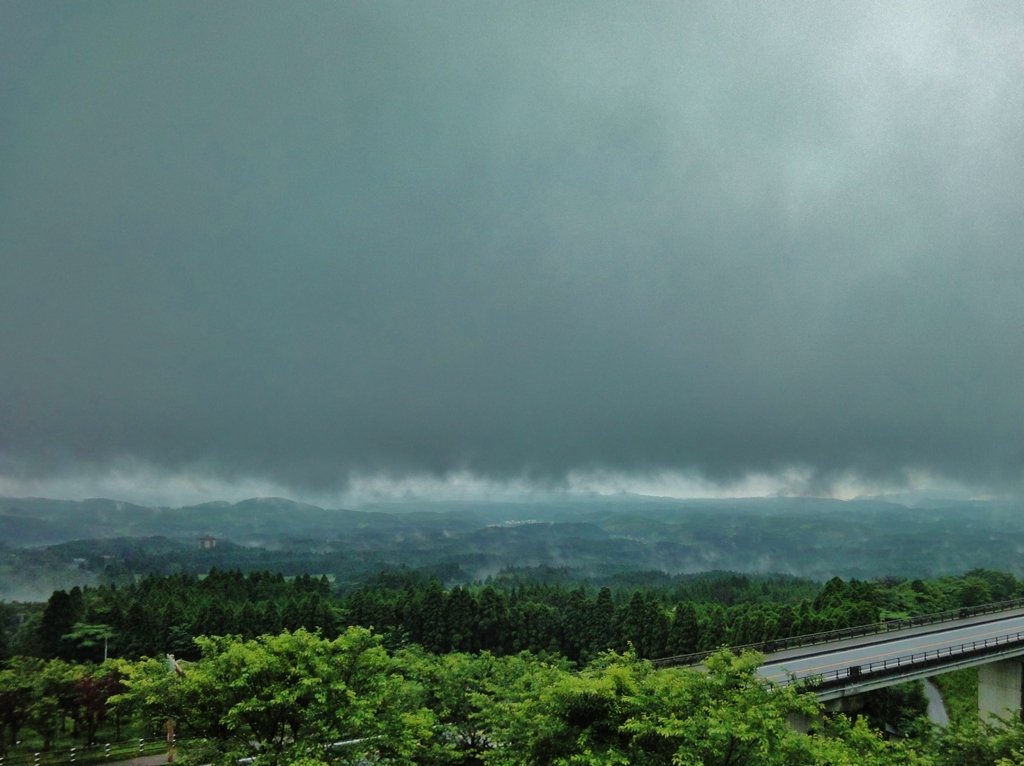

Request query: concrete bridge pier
[
  {"left": 979, "top": 659, "right": 1024, "bottom": 723},
  {"left": 822, "top": 695, "right": 864, "bottom": 715},
  {"left": 788, "top": 695, "right": 863, "bottom": 734}
]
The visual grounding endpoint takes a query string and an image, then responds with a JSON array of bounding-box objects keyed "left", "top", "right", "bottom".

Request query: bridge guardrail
[
  {"left": 798, "top": 628, "right": 1024, "bottom": 690},
  {"left": 653, "top": 596, "right": 1024, "bottom": 668}
]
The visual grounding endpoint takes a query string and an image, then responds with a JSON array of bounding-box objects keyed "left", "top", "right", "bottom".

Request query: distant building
[{"left": 199, "top": 536, "right": 217, "bottom": 549}]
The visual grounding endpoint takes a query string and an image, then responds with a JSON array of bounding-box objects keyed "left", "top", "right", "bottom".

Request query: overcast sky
[{"left": 2, "top": 2, "right": 1023, "bottom": 506}]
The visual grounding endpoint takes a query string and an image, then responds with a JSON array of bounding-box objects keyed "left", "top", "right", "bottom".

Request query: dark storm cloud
[{"left": 2, "top": 1, "right": 1024, "bottom": 493}]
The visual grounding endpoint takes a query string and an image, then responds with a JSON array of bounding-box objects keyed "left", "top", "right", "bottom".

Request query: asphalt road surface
[
  {"left": 107, "top": 757, "right": 169, "bottom": 766},
  {"left": 759, "top": 613, "right": 1024, "bottom": 685}
]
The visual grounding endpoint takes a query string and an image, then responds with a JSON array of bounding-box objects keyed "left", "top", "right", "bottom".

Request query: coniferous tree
[
  {"left": 446, "top": 587, "right": 479, "bottom": 653},
  {"left": 644, "top": 596, "right": 670, "bottom": 658},
  {"left": 792, "top": 601, "right": 813, "bottom": 636},
  {"left": 347, "top": 590, "right": 370, "bottom": 627},
  {"left": 160, "top": 601, "right": 182, "bottom": 647},
  {"left": 776, "top": 604, "right": 796, "bottom": 638},
  {"left": 560, "top": 589, "right": 592, "bottom": 662},
  {"left": 699, "top": 605, "right": 728, "bottom": 652},
  {"left": 258, "top": 601, "right": 283, "bottom": 635},
  {"left": 317, "top": 574, "right": 331, "bottom": 596},
  {"left": 68, "top": 587, "right": 85, "bottom": 622},
  {"left": 814, "top": 577, "right": 846, "bottom": 611},
  {"left": 419, "top": 582, "right": 449, "bottom": 654},
  {"left": 592, "top": 587, "right": 616, "bottom": 653},
  {"left": 511, "top": 601, "right": 560, "bottom": 653},
  {"left": 399, "top": 588, "right": 423, "bottom": 645},
  {"left": 728, "top": 611, "right": 748, "bottom": 647},
  {"left": 39, "top": 591, "right": 80, "bottom": 659},
  {"left": 195, "top": 599, "right": 229, "bottom": 639},
  {"left": 104, "top": 602, "right": 125, "bottom": 651},
  {"left": 666, "top": 603, "right": 700, "bottom": 656},
  {"left": 477, "top": 586, "right": 510, "bottom": 654},
  {"left": 238, "top": 602, "right": 260, "bottom": 639},
  {"left": 166, "top": 626, "right": 198, "bottom": 660},
  {"left": 121, "top": 601, "right": 158, "bottom": 658},
  {"left": 744, "top": 607, "right": 766, "bottom": 646},
  {"left": 299, "top": 595, "right": 320, "bottom": 632},
  {"left": 281, "top": 599, "right": 301, "bottom": 632},
  {"left": 848, "top": 601, "right": 879, "bottom": 627},
  {"left": 619, "top": 592, "right": 651, "bottom": 656},
  {"left": 311, "top": 594, "right": 339, "bottom": 638}
]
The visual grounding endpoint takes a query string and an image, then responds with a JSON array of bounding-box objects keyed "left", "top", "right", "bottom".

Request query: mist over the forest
[{"left": 4, "top": 494, "right": 1024, "bottom": 602}]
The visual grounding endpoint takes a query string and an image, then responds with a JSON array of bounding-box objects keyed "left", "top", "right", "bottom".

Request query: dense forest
[
  {"left": 10, "top": 566, "right": 1003, "bottom": 664},
  {"left": 8, "top": 496, "right": 1024, "bottom": 603},
  {"left": 3, "top": 566, "right": 1024, "bottom": 764}
]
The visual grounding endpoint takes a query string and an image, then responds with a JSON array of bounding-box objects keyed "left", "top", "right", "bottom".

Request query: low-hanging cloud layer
[{"left": 2, "top": 1, "right": 1024, "bottom": 502}]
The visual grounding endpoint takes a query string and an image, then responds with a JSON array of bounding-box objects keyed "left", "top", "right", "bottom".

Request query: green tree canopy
[{"left": 120, "top": 627, "right": 435, "bottom": 766}]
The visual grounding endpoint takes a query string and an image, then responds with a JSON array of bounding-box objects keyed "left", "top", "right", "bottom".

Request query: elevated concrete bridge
[
  {"left": 655, "top": 600, "right": 1024, "bottom": 721},
  {"left": 760, "top": 610, "right": 1024, "bottom": 718}
]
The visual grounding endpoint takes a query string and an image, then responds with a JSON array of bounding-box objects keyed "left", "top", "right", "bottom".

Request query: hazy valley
[{"left": 3, "top": 494, "right": 1022, "bottom": 601}]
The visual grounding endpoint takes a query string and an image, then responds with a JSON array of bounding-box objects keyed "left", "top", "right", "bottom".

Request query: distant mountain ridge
[
  {"left": 0, "top": 496, "right": 359, "bottom": 546},
  {"left": 0, "top": 493, "right": 892, "bottom": 548},
  {"left": 4, "top": 494, "right": 1024, "bottom": 585}
]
